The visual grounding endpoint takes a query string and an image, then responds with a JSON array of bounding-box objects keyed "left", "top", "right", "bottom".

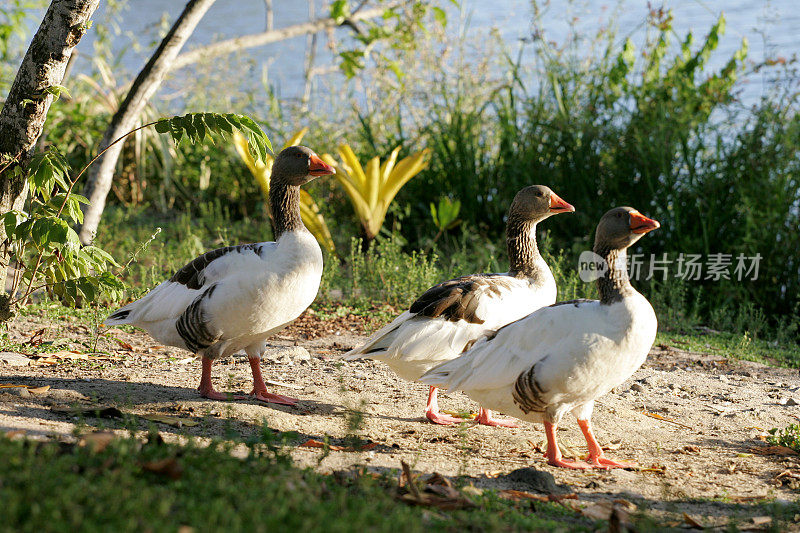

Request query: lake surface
[{"left": 38, "top": 1, "right": 800, "bottom": 105}]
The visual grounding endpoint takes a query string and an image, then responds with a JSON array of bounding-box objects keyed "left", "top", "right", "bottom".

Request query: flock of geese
[{"left": 106, "top": 145, "right": 660, "bottom": 470}]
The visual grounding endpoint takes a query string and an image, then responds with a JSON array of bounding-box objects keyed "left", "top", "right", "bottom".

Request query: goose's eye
[
  {"left": 616, "top": 212, "right": 622, "bottom": 218},
  {"left": 296, "top": 153, "right": 303, "bottom": 159}
]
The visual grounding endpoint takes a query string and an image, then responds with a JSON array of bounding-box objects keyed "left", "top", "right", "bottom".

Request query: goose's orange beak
[
  {"left": 629, "top": 211, "right": 660, "bottom": 234},
  {"left": 549, "top": 192, "right": 575, "bottom": 213},
  {"left": 309, "top": 154, "right": 336, "bottom": 176}
]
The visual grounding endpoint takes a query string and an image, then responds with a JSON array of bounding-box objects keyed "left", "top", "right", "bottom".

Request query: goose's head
[
  {"left": 272, "top": 145, "right": 335, "bottom": 186},
  {"left": 595, "top": 206, "right": 660, "bottom": 250},
  {"left": 509, "top": 185, "right": 574, "bottom": 223}
]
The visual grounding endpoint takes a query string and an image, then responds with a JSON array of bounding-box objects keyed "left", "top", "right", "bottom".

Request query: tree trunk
[
  {"left": 0, "top": 0, "right": 100, "bottom": 292},
  {"left": 78, "top": 0, "right": 216, "bottom": 244}
]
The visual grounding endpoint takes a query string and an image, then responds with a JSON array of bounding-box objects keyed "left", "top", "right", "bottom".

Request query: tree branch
[{"left": 170, "top": 4, "right": 395, "bottom": 71}]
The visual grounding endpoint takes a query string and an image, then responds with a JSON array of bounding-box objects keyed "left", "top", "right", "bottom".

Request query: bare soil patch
[{"left": 2, "top": 310, "right": 800, "bottom": 525}]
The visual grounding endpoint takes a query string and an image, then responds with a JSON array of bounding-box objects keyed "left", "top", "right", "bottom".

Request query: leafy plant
[
  {"left": 232, "top": 128, "right": 336, "bottom": 255},
  {"left": 429, "top": 196, "right": 461, "bottom": 248},
  {"left": 767, "top": 424, "right": 800, "bottom": 453},
  {"left": 322, "top": 145, "right": 430, "bottom": 249},
  {"left": 1, "top": 112, "right": 273, "bottom": 321}
]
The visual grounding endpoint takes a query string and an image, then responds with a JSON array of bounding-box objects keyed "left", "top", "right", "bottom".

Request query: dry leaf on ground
[
  {"left": 78, "top": 431, "right": 116, "bottom": 452},
  {"left": 141, "top": 414, "right": 199, "bottom": 428},
  {"left": 141, "top": 457, "right": 183, "bottom": 480}
]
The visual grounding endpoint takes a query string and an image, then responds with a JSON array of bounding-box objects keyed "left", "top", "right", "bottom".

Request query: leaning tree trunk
[
  {"left": 78, "top": 0, "right": 216, "bottom": 244},
  {"left": 0, "top": 0, "right": 100, "bottom": 292}
]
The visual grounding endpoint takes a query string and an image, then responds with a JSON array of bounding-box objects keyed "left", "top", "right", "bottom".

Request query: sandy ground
[{"left": 2, "top": 310, "right": 800, "bottom": 525}]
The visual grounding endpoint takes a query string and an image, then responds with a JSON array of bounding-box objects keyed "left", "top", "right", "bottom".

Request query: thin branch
[
  {"left": 170, "top": 3, "right": 398, "bottom": 71},
  {"left": 12, "top": 121, "right": 158, "bottom": 306}
]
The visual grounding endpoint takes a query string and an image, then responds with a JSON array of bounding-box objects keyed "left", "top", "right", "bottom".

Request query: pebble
[
  {"left": 0, "top": 352, "right": 32, "bottom": 366},
  {"left": 719, "top": 375, "right": 729, "bottom": 383},
  {"left": 778, "top": 397, "right": 799, "bottom": 406},
  {"left": 263, "top": 346, "right": 311, "bottom": 363},
  {"left": 630, "top": 383, "right": 645, "bottom": 393}
]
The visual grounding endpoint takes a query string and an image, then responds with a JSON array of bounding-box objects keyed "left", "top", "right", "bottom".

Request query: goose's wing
[
  {"left": 345, "top": 274, "right": 541, "bottom": 359},
  {"left": 420, "top": 299, "right": 603, "bottom": 392},
  {"left": 106, "top": 243, "right": 276, "bottom": 326}
]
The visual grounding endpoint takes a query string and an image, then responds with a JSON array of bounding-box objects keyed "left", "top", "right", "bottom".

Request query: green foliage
[
  {"left": 334, "top": 1, "right": 451, "bottom": 80},
  {"left": 153, "top": 112, "right": 272, "bottom": 163},
  {"left": 0, "top": 431, "right": 592, "bottom": 532},
  {"left": 323, "top": 235, "right": 441, "bottom": 308},
  {"left": 430, "top": 197, "right": 461, "bottom": 233},
  {"left": 767, "top": 424, "right": 800, "bottom": 452},
  {"left": 2, "top": 149, "right": 124, "bottom": 315}
]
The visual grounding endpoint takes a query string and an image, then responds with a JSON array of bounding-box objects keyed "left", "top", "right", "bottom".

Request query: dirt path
[{"left": 2, "top": 311, "right": 800, "bottom": 525}]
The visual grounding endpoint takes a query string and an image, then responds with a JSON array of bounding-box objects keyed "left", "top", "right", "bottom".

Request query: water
[{"left": 30, "top": 1, "right": 800, "bottom": 105}]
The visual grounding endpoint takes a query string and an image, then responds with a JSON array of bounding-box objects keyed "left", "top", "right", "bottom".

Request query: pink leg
[
  {"left": 249, "top": 357, "right": 298, "bottom": 406},
  {"left": 197, "top": 356, "right": 245, "bottom": 401},
  {"left": 425, "top": 387, "right": 466, "bottom": 425},
  {"left": 544, "top": 421, "right": 591, "bottom": 469},
  {"left": 578, "top": 419, "right": 635, "bottom": 469},
  {"left": 475, "top": 408, "right": 519, "bottom": 428}
]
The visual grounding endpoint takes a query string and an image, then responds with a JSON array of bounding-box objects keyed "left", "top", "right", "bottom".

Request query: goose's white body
[
  {"left": 345, "top": 261, "right": 557, "bottom": 382},
  {"left": 420, "top": 291, "right": 657, "bottom": 424},
  {"left": 106, "top": 230, "right": 323, "bottom": 359}
]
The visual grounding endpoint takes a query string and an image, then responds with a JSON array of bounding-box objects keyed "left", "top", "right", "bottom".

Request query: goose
[
  {"left": 105, "top": 145, "right": 335, "bottom": 405},
  {"left": 421, "top": 207, "right": 660, "bottom": 468},
  {"left": 345, "top": 185, "right": 574, "bottom": 426}
]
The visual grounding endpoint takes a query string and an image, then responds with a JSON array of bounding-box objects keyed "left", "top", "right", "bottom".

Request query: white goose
[
  {"left": 105, "top": 146, "right": 335, "bottom": 405},
  {"left": 421, "top": 207, "right": 660, "bottom": 468},
  {"left": 345, "top": 186, "right": 574, "bottom": 426}
]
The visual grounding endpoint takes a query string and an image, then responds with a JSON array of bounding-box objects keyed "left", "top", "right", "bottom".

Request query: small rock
[
  {"left": 643, "top": 375, "right": 664, "bottom": 387},
  {"left": 0, "top": 352, "right": 32, "bottom": 366},
  {"left": 630, "top": 383, "right": 645, "bottom": 393},
  {"left": 353, "top": 372, "right": 367, "bottom": 380},
  {"left": 263, "top": 346, "right": 311, "bottom": 363},
  {"left": 503, "top": 467, "right": 567, "bottom": 494},
  {"left": 779, "top": 397, "right": 799, "bottom": 406},
  {"left": 9, "top": 387, "right": 31, "bottom": 398},
  {"left": 719, "top": 375, "right": 729, "bottom": 383}
]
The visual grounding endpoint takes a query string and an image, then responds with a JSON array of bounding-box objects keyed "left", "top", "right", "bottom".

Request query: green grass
[
  {"left": 656, "top": 329, "right": 800, "bottom": 368},
  {"left": 0, "top": 430, "right": 591, "bottom": 533}
]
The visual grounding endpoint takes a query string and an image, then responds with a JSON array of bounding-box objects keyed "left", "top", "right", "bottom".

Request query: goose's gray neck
[
  {"left": 270, "top": 180, "right": 304, "bottom": 239},
  {"left": 594, "top": 244, "right": 634, "bottom": 304},
  {"left": 506, "top": 217, "right": 543, "bottom": 279}
]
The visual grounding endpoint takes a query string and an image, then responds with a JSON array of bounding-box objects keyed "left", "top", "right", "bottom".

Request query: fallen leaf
[
  {"left": 641, "top": 411, "right": 693, "bottom": 429},
  {"left": 78, "top": 431, "right": 116, "bottom": 452},
  {"left": 499, "top": 489, "right": 550, "bottom": 502},
  {"left": 680, "top": 445, "right": 700, "bottom": 454},
  {"left": 28, "top": 385, "right": 50, "bottom": 395},
  {"left": 141, "top": 414, "right": 199, "bottom": 428},
  {"left": 141, "top": 457, "right": 182, "bottom": 480},
  {"left": 636, "top": 464, "right": 667, "bottom": 474},
  {"left": 749, "top": 445, "right": 798, "bottom": 456},
  {"left": 424, "top": 473, "right": 450, "bottom": 488},
  {"left": 359, "top": 441, "right": 378, "bottom": 451},
  {"left": 298, "top": 439, "right": 345, "bottom": 451},
  {"left": 752, "top": 516, "right": 772, "bottom": 526},
  {"left": 4, "top": 430, "right": 26, "bottom": 439},
  {"left": 683, "top": 512, "right": 704, "bottom": 529},
  {"left": 112, "top": 337, "right": 134, "bottom": 351},
  {"left": 736, "top": 453, "right": 754, "bottom": 458},
  {"left": 602, "top": 439, "right": 623, "bottom": 451},
  {"left": 264, "top": 379, "right": 303, "bottom": 390},
  {"left": 0, "top": 384, "right": 27, "bottom": 389},
  {"left": 461, "top": 485, "right": 484, "bottom": 497}
]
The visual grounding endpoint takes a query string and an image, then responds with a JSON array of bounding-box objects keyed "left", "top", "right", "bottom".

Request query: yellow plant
[
  {"left": 233, "top": 128, "right": 336, "bottom": 255},
  {"left": 322, "top": 145, "right": 430, "bottom": 247}
]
